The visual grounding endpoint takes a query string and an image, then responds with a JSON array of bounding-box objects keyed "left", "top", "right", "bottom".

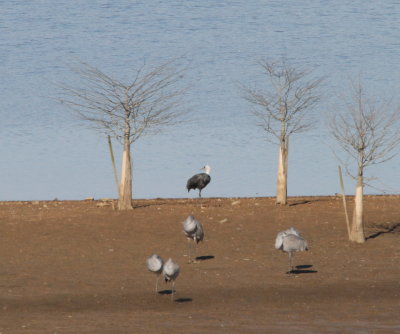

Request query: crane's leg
[
  {"left": 198, "top": 190, "right": 204, "bottom": 208},
  {"left": 288, "top": 252, "right": 293, "bottom": 274},
  {"left": 193, "top": 242, "right": 197, "bottom": 262},
  {"left": 155, "top": 275, "right": 160, "bottom": 294},
  {"left": 171, "top": 281, "right": 176, "bottom": 302},
  {"left": 187, "top": 238, "right": 192, "bottom": 263}
]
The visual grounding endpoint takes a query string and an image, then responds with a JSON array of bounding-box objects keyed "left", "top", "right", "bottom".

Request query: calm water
[{"left": 1, "top": 1, "right": 400, "bottom": 200}]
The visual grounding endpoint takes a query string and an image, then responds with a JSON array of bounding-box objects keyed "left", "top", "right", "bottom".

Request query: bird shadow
[
  {"left": 296, "top": 264, "right": 313, "bottom": 269},
  {"left": 195, "top": 255, "right": 215, "bottom": 261},
  {"left": 175, "top": 298, "right": 193, "bottom": 303},
  {"left": 287, "top": 264, "right": 318, "bottom": 275},
  {"left": 157, "top": 290, "right": 192, "bottom": 303}
]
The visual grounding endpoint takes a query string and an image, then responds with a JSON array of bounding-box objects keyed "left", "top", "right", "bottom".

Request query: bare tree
[
  {"left": 61, "top": 60, "right": 186, "bottom": 210},
  {"left": 243, "top": 59, "right": 322, "bottom": 204},
  {"left": 330, "top": 80, "right": 400, "bottom": 243}
]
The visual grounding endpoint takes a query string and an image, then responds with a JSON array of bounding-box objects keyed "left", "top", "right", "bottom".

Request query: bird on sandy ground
[
  {"left": 163, "top": 258, "right": 180, "bottom": 302},
  {"left": 183, "top": 215, "right": 204, "bottom": 263},
  {"left": 274, "top": 227, "right": 300, "bottom": 249},
  {"left": 275, "top": 227, "right": 308, "bottom": 274},
  {"left": 146, "top": 254, "right": 164, "bottom": 293},
  {"left": 186, "top": 165, "right": 211, "bottom": 199}
]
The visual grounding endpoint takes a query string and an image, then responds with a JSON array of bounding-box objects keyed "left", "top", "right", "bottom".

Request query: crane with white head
[{"left": 186, "top": 165, "right": 211, "bottom": 198}]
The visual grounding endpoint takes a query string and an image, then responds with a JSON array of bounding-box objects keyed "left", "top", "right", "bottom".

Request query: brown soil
[{"left": 0, "top": 196, "right": 399, "bottom": 333}]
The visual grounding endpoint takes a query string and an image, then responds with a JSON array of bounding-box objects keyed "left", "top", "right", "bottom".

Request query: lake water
[{"left": 1, "top": 0, "right": 400, "bottom": 200}]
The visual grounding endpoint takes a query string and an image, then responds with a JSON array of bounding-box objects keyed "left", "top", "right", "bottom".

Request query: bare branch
[
  {"left": 59, "top": 59, "right": 188, "bottom": 144},
  {"left": 329, "top": 79, "right": 400, "bottom": 184},
  {"left": 242, "top": 59, "right": 322, "bottom": 144}
]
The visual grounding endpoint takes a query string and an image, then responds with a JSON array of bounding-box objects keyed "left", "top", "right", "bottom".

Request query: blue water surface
[{"left": 1, "top": 1, "right": 400, "bottom": 200}]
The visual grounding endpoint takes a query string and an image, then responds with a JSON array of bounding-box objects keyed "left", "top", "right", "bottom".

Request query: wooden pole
[
  {"left": 338, "top": 165, "right": 351, "bottom": 239},
  {"left": 108, "top": 135, "right": 119, "bottom": 196}
]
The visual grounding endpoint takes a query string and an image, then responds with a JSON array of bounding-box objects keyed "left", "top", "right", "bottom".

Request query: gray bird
[
  {"left": 186, "top": 165, "right": 211, "bottom": 198},
  {"left": 275, "top": 227, "right": 308, "bottom": 274},
  {"left": 274, "top": 227, "right": 300, "bottom": 249},
  {"left": 146, "top": 254, "right": 164, "bottom": 293},
  {"left": 183, "top": 215, "right": 204, "bottom": 263},
  {"left": 163, "top": 258, "right": 180, "bottom": 301}
]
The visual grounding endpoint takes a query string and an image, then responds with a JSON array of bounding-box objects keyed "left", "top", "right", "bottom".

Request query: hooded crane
[
  {"left": 146, "top": 254, "right": 164, "bottom": 293},
  {"left": 186, "top": 165, "right": 211, "bottom": 198},
  {"left": 275, "top": 227, "right": 308, "bottom": 274},
  {"left": 183, "top": 215, "right": 204, "bottom": 263},
  {"left": 163, "top": 258, "right": 180, "bottom": 302}
]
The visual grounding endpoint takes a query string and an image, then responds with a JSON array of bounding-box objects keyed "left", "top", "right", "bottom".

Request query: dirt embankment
[{"left": 0, "top": 196, "right": 399, "bottom": 333}]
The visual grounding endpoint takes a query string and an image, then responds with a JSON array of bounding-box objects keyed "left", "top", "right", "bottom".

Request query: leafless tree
[
  {"left": 330, "top": 80, "right": 400, "bottom": 243},
  {"left": 61, "top": 60, "right": 187, "bottom": 210},
  {"left": 243, "top": 59, "right": 322, "bottom": 204}
]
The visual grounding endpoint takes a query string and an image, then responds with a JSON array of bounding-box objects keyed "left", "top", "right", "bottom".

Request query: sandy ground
[{"left": 0, "top": 196, "right": 399, "bottom": 333}]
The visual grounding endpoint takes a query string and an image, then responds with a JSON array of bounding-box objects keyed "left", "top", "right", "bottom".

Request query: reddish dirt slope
[{"left": 0, "top": 196, "right": 399, "bottom": 333}]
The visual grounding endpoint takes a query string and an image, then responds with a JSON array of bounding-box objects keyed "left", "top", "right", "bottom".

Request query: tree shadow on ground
[
  {"left": 366, "top": 223, "right": 400, "bottom": 240},
  {"left": 131, "top": 198, "right": 218, "bottom": 209},
  {"left": 288, "top": 200, "right": 312, "bottom": 207},
  {"left": 288, "top": 197, "right": 336, "bottom": 206},
  {"left": 133, "top": 202, "right": 167, "bottom": 209}
]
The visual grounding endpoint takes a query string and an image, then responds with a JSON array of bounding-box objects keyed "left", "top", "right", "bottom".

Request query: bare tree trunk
[
  {"left": 118, "top": 129, "right": 133, "bottom": 210},
  {"left": 108, "top": 135, "right": 120, "bottom": 195},
  {"left": 350, "top": 156, "right": 365, "bottom": 243},
  {"left": 338, "top": 166, "right": 351, "bottom": 239},
  {"left": 276, "top": 137, "right": 288, "bottom": 205},
  {"left": 329, "top": 81, "right": 400, "bottom": 243}
]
